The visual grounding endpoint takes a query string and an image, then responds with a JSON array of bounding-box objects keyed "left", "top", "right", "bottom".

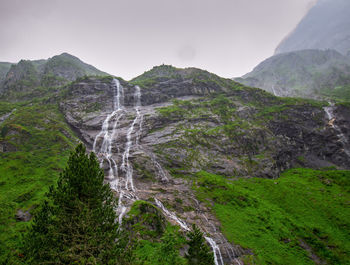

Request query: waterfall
[
  {"left": 155, "top": 198, "right": 225, "bottom": 265},
  {"left": 93, "top": 79, "right": 124, "bottom": 182},
  {"left": 92, "top": 80, "right": 227, "bottom": 264},
  {"left": 324, "top": 102, "right": 350, "bottom": 157},
  {"left": 121, "top": 86, "right": 142, "bottom": 191},
  {"left": 93, "top": 78, "right": 134, "bottom": 225},
  {"left": 92, "top": 81, "right": 144, "bottom": 226},
  {"left": 205, "top": 237, "right": 225, "bottom": 265},
  {"left": 155, "top": 198, "right": 190, "bottom": 231},
  {"left": 271, "top": 84, "right": 278, "bottom": 97},
  {"left": 113, "top": 78, "right": 124, "bottom": 111},
  {"left": 150, "top": 152, "right": 169, "bottom": 182}
]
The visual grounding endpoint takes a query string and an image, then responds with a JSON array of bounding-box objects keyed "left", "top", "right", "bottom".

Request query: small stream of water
[{"left": 324, "top": 102, "right": 350, "bottom": 157}]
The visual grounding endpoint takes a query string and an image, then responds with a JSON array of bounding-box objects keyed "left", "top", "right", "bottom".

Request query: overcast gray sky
[{"left": 0, "top": 0, "right": 317, "bottom": 80}]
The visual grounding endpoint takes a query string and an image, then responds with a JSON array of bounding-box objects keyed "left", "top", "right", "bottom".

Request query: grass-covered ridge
[
  {"left": 193, "top": 168, "right": 350, "bottom": 264},
  {"left": 0, "top": 101, "right": 77, "bottom": 263},
  {"left": 129, "top": 64, "right": 248, "bottom": 92},
  {"left": 321, "top": 84, "right": 350, "bottom": 103}
]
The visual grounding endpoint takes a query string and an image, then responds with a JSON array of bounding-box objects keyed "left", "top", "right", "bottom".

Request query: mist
[{"left": 0, "top": 0, "right": 317, "bottom": 79}]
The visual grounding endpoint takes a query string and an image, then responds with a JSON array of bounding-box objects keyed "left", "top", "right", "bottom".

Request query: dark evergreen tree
[
  {"left": 186, "top": 224, "right": 214, "bottom": 265},
  {"left": 23, "top": 144, "right": 120, "bottom": 264}
]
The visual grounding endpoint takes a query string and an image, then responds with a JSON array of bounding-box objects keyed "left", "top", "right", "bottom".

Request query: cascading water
[
  {"left": 324, "top": 102, "right": 350, "bottom": 157},
  {"left": 121, "top": 86, "right": 142, "bottom": 191},
  {"left": 155, "top": 198, "right": 225, "bottom": 265},
  {"left": 271, "top": 84, "right": 278, "bottom": 97},
  {"left": 93, "top": 78, "right": 137, "bottom": 225},
  {"left": 116, "top": 86, "right": 143, "bottom": 223},
  {"left": 205, "top": 236, "right": 225, "bottom": 265},
  {"left": 150, "top": 152, "right": 169, "bottom": 182},
  {"left": 93, "top": 78, "right": 124, "bottom": 181},
  {"left": 92, "top": 80, "right": 227, "bottom": 263},
  {"left": 155, "top": 198, "right": 190, "bottom": 231}
]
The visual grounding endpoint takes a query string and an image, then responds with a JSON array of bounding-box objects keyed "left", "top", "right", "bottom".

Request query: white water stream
[
  {"left": 271, "top": 84, "right": 278, "bottom": 97},
  {"left": 93, "top": 78, "right": 140, "bottom": 225},
  {"left": 92, "top": 79, "right": 226, "bottom": 264},
  {"left": 324, "top": 102, "right": 350, "bottom": 157},
  {"left": 155, "top": 198, "right": 224, "bottom": 265},
  {"left": 0, "top": 108, "right": 16, "bottom": 125},
  {"left": 155, "top": 198, "right": 190, "bottom": 231},
  {"left": 120, "top": 85, "right": 143, "bottom": 192},
  {"left": 205, "top": 236, "right": 225, "bottom": 265}
]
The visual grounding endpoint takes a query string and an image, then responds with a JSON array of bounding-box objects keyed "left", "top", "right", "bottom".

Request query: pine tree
[
  {"left": 186, "top": 224, "right": 214, "bottom": 265},
  {"left": 23, "top": 144, "right": 120, "bottom": 264},
  {"left": 154, "top": 229, "right": 186, "bottom": 265}
]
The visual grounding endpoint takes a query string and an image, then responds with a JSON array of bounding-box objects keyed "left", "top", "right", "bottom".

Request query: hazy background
[{"left": 0, "top": 0, "right": 317, "bottom": 80}]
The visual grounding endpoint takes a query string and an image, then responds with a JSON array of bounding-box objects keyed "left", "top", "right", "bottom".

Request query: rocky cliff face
[
  {"left": 236, "top": 49, "right": 350, "bottom": 98},
  {"left": 2, "top": 60, "right": 40, "bottom": 93},
  {"left": 275, "top": 0, "right": 350, "bottom": 55},
  {"left": 0, "top": 62, "right": 13, "bottom": 83},
  {"left": 60, "top": 66, "right": 350, "bottom": 264}
]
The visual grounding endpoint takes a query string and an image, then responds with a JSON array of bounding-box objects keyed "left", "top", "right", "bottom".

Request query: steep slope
[
  {"left": 1, "top": 60, "right": 41, "bottom": 96},
  {"left": 236, "top": 49, "right": 350, "bottom": 98},
  {"left": 60, "top": 65, "right": 350, "bottom": 264},
  {"left": 1, "top": 62, "right": 350, "bottom": 264},
  {"left": 275, "top": 0, "right": 350, "bottom": 55}
]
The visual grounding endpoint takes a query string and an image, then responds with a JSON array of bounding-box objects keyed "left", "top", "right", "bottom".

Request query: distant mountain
[
  {"left": 236, "top": 49, "right": 350, "bottom": 99},
  {"left": 0, "top": 53, "right": 108, "bottom": 99},
  {"left": 42, "top": 53, "right": 108, "bottom": 82},
  {"left": 275, "top": 0, "right": 350, "bottom": 55}
]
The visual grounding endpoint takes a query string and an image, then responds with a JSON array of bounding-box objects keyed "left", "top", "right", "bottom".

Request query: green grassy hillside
[
  {"left": 193, "top": 169, "right": 350, "bottom": 264},
  {"left": 0, "top": 101, "right": 77, "bottom": 263}
]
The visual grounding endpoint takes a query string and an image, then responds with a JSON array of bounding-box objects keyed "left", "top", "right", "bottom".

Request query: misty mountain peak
[{"left": 275, "top": 0, "right": 350, "bottom": 55}]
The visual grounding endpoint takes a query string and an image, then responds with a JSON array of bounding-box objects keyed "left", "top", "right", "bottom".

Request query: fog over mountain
[
  {"left": 275, "top": 0, "right": 350, "bottom": 55},
  {"left": 237, "top": 0, "right": 350, "bottom": 100},
  {"left": 236, "top": 49, "right": 350, "bottom": 98},
  {"left": 0, "top": 0, "right": 316, "bottom": 80}
]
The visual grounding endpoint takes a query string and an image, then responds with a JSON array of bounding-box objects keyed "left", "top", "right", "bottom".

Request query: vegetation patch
[
  {"left": 0, "top": 102, "right": 77, "bottom": 263},
  {"left": 193, "top": 169, "right": 350, "bottom": 265}
]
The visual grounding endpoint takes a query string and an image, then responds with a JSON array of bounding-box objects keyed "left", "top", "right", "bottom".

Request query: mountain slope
[
  {"left": 275, "top": 0, "right": 350, "bottom": 55},
  {"left": 0, "top": 100, "right": 78, "bottom": 263},
  {"left": 0, "top": 53, "right": 108, "bottom": 99},
  {"left": 236, "top": 49, "right": 350, "bottom": 98},
  {"left": 60, "top": 66, "right": 350, "bottom": 264},
  {"left": 42, "top": 53, "right": 108, "bottom": 82},
  {"left": 0, "top": 62, "right": 349, "bottom": 264}
]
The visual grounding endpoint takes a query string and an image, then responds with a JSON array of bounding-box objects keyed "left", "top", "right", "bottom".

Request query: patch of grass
[
  {"left": 0, "top": 102, "right": 77, "bottom": 263},
  {"left": 321, "top": 85, "right": 350, "bottom": 102},
  {"left": 125, "top": 200, "right": 166, "bottom": 239},
  {"left": 129, "top": 225, "right": 187, "bottom": 265},
  {"left": 124, "top": 200, "right": 187, "bottom": 265},
  {"left": 193, "top": 169, "right": 350, "bottom": 264}
]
